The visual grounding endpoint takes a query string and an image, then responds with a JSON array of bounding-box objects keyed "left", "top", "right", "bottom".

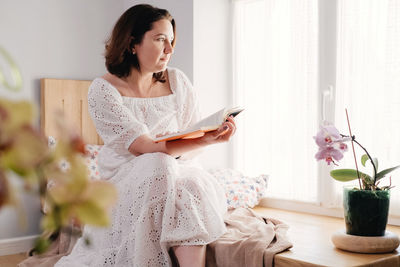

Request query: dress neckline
[{"left": 97, "top": 68, "right": 176, "bottom": 100}]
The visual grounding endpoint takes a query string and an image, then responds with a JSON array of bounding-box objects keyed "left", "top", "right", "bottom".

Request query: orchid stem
[
  {"left": 345, "top": 109, "right": 362, "bottom": 189},
  {"left": 351, "top": 138, "right": 377, "bottom": 185}
]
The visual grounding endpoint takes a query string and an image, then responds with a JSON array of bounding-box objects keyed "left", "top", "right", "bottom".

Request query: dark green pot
[{"left": 343, "top": 187, "right": 390, "bottom": 236}]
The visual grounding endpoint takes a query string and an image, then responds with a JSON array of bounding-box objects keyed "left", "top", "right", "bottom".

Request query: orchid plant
[
  {"left": 0, "top": 46, "right": 117, "bottom": 253},
  {"left": 314, "top": 113, "right": 399, "bottom": 191}
]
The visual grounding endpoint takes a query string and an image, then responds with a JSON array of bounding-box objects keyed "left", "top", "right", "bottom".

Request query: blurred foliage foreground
[{"left": 0, "top": 47, "right": 117, "bottom": 254}]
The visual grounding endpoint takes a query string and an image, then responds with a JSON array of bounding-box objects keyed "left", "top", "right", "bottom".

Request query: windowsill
[
  {"left": 253, "top": 205, "right": 400, "bottom": 267},
  {"left": 259, "top": 197, "right": 400, "bottom": 226}
]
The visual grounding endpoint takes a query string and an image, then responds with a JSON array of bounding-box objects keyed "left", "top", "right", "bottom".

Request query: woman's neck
[{"left": 123, "top": 69, "right": 155, "bottom": 97}]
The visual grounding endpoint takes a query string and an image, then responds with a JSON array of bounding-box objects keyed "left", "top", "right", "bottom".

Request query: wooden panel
[
  {"left": 252, "top": 206, "right": 400, "bottom": 267},
  {"left": 40, "top": 78, "right": 103, "bottom": 145},
  {"left": 0, "top": 253, "right": 27, "bottom": 267}
]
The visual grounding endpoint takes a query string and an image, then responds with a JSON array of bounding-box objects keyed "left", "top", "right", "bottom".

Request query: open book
[{"left": 154, "top": 106, "right": 244, "bottom": 142}]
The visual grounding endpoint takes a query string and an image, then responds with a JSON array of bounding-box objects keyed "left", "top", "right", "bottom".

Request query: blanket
[
  {"left": 18, "top": 226, "right": 81, "bottom": 267},
  {"left": 18, "top": 208, "right": 292, "bottom": 267},
  {"left": 206, "top": 208, "right": 292, "bottom": 267}
]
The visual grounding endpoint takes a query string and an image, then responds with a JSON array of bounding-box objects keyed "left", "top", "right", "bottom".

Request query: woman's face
[{"left": 134, "top": 19, "right": 174, "bottom": 73}]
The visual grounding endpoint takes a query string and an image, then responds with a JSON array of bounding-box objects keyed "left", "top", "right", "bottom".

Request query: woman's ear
[{"left": 130, "top": 37, "right": 136, "bottom": 54}]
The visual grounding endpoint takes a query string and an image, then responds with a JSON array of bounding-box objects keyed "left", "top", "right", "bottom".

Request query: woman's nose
[{"left": 164, "top": 41, "right": 174, "bottom": 54}]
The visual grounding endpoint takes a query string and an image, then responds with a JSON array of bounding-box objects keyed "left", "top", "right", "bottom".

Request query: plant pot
[{"left": 343, "top": 187, "right": 390, "bottom": 236}]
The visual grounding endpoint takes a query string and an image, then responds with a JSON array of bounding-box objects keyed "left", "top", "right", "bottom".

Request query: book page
[
  {"left": 153, "top": 106, "right": 244, "bottom": 142},
  {"left": 225, "top": 107, "right": 244, "bottom": 119},
  {"left": 186, "top": 108, "right": 226, "bottom": 132},
  {"left": 154, "top": 108, "right": 226, "bottom": 142}
]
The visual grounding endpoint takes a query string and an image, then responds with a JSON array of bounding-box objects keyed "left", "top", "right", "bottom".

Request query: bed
[
  {"left": 40, "top": 78, "right": 102, "bottom": 145},
  {"left": 36, "top": 78, "right": 289, "bottom": 267}
]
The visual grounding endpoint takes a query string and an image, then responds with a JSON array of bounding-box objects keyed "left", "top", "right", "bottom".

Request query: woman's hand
[
  {"left": 200, "top": 116, "right": 236, "bottom": 145},
  {"left": 129, "top": 117, "right": 236, "bottom": 157}
]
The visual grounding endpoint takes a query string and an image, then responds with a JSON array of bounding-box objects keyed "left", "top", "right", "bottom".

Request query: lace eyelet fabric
[
  {"left": 55, "top": 68, "right": 227, "bottom": 267},
  {"left": 84, "top": 144, "right": 102, "bottom": 180}
]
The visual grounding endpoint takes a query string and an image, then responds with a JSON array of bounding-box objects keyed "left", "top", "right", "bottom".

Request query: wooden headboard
[{"left": 40, "top": 78, "right": 103, "bottom": 145}]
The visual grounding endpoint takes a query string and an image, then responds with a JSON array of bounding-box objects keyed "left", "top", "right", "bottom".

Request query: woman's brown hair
[{"left": 104, "top": 4, "right": 176, "bottom": 82}]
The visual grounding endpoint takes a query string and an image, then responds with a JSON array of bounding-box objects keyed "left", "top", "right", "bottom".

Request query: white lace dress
[{"left": 55, "top": 68, "right": 227, "bottom": 267}]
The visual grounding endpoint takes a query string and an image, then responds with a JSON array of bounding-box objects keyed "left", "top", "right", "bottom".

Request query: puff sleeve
[
  {"left": 87, "top": 79, "right": 149, "bottom": 151},
  {"left": 174, "top": 69, "right": 201, "bottom": 130}
]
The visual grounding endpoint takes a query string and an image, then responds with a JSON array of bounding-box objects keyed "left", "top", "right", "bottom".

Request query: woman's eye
[{"left": 157, "top": 38, "right": 165, "bottom": 42}]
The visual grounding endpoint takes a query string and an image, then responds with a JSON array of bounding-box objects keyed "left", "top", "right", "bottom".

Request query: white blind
[
  {"left": 233, "top": 0, "right": 319, "bottom": 202},
  {"left": 335, "top": 0, "right": 400, "bottom": 216}
]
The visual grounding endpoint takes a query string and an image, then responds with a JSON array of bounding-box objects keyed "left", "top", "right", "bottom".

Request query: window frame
[{"left": 231, "top": 0, "right": 400, "bottom": 226}]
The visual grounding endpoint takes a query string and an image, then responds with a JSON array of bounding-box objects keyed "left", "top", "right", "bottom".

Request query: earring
[{"left": 132, "top": 49, "right": 136, "bottom": 55}]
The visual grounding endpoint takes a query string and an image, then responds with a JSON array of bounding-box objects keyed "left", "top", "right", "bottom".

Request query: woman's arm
[{"left": 128, "top": 116, "right": 236, "bottom": 157}]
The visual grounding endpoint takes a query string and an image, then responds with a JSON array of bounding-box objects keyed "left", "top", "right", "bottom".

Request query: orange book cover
[{"left": 154, "top": 107, "right": 244, "bottom": 143}]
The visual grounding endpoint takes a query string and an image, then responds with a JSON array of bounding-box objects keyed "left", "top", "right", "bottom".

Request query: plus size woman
[{"left": 55, "top": 4, "right": 236, "bottom": 267}]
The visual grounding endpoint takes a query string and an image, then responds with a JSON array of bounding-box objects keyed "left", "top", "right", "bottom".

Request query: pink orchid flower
[
  {"left": 314, "top": 124, "right": 349, "bottom": 165},
  {"left": 315, "top": 146, "right": 344, "bottom": 165},
  {"left": 314, "top": 124, "right": 341, "bottom": 148}
]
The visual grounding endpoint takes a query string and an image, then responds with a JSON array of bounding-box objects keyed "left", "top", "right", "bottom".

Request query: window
[
  {"left": 233, "top": 0, "right": 319, "bottom": 202},
  {"left": 335, "top": 0, "right": 400, "bottom": 217},
  {"left": 233, "top": 0, "right": 400, "bottom": 220}
]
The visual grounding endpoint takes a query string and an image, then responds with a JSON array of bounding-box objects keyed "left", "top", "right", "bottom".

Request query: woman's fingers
[
  {"left": 226, "top": 116, "right": 236, "bottom": 135},
  {"left": 215, "top": 121, "right": 235, "bottom": 139},
  {"left": 197, "top": 116, "right": 237, "bottom": 144},
  {"left": 214, "top": 124, "right": 230, "bottom": 138},
  {"left": 226, "top": 115, "right": 236, "bottom": 126}
]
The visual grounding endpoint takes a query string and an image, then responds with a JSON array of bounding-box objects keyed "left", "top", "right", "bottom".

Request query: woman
[{"left": 56, "top": 4, "right": 236, "bottom": 267}]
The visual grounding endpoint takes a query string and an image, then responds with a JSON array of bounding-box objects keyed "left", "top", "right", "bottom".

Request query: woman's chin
[
  {"left": 155, "top": 63, "right": 168, "bottom": 72},
  {"left": 147, "top": 61, "right": 168, "bottom": 73}
]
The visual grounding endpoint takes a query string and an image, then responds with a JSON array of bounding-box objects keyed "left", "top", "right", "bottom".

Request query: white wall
[
  {"left": 0, "top": 0, "right": 124, "bottom": 239},
  {"left": 194, "top": 0, "right": 233, "bottom": 169}
]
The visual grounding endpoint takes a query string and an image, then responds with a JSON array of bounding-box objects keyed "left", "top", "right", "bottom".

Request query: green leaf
[
  {"left": 32, "top": 237, "right": 50, "bottom": 254},
  {"left": 360, "top": 154, "right": 379, "bottom": 171},
  {"left": 40, "top": 214, "right": 57, "bottom": 233},
  {"left": 361, "top": 154, "right": 369, "bottom": 167},
  {"left": 85, "top": 181, "right": 117, "bottom": 208},
  {"left": 74, "top": 201, "right": 110, "bottom": 227},
  {"left": 375, "top": 165, "right": 400, "bottom": 181},
  {"left": 372, "top": 158, "right": 379, "bottom": 172},
  {"left": 330, "top": 169, "right": 372, "bottom": 182},
  {"left": 360, "top": 155, "right": 379, "bottom": 178}
]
